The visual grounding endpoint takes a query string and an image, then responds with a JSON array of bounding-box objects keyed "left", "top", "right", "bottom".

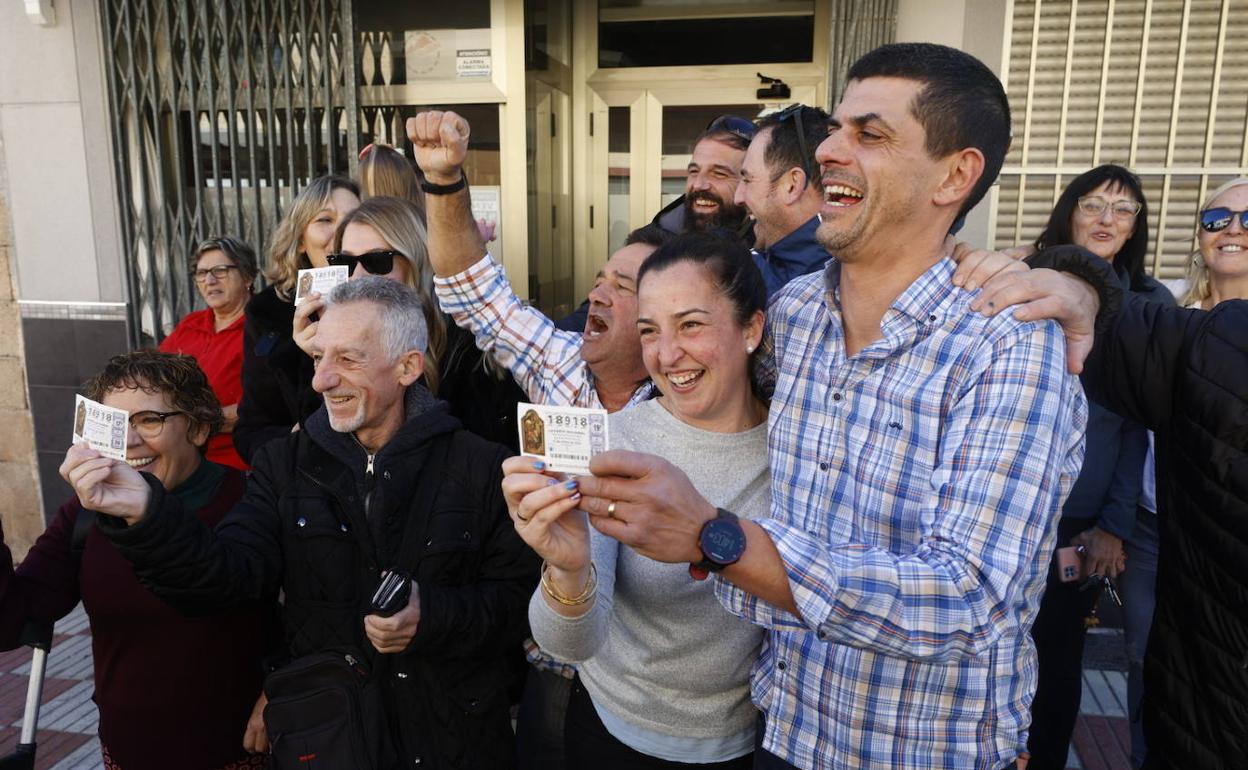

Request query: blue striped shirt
[{"left": 716, "top": 256, "right": 1087, "bottom": 769}]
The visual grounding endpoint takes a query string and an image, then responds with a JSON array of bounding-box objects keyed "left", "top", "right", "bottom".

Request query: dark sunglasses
[
  {"left": 1198, "top": 207, "right": 1248, "bottom": 233},
  {"left": 325, "top": 250, "right": 400, "bottom": 275},
  {"left": 705, "top": 114, "right": 756, "bottom": 144},
  {"left": 772, "top": 104, "right": 818, "bottom": 185}
]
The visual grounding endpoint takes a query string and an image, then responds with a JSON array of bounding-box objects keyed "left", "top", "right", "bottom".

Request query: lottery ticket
[
  {"left": 72, "top": 394, "right": 128, "bottom": 462},
  {"left": 516, "top": 403, "right": 609, "bottom": 475},
  {"left": 295, "top": 266, "right": 349, "bottom": 306}
]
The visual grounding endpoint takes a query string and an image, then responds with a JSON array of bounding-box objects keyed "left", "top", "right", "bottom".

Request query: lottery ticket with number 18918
[
  {"left": 71, "top": 394, "right": 129, "bottom": 462},
  {"left": 516, "top": 403, "right": 609, "bottom": 475}
]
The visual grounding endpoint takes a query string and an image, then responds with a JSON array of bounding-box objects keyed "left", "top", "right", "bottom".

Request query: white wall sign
[{"left": 405, "top": 29, "right": 491, "bottom": 81}]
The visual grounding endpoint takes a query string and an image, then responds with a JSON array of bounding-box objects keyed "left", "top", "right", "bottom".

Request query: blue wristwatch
[{"left": 689, "top": 509, "right": 746, "bottom": 580}]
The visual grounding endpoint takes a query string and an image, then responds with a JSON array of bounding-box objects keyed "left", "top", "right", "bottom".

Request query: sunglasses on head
[
  {"left": 325, "top": 250, "right": 401, "bottom": 275},
  {"left": 1198, "top": 207, "right": 1248, "bottom": 233},
  {"left": 772, "top": 104, "right": 818, "bottom": 185},
  {"left": 705, "top": 115, "right": 757, "bottom": 144}
]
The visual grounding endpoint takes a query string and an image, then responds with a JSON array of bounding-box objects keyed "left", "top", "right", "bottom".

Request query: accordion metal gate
[{"left": 98, "top": 0, "right": 359, "bottom": 347}]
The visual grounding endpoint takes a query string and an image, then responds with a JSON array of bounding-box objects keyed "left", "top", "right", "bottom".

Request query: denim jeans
[{"left": 1121, "top": 507, "right": 1160, "bottom": 768}]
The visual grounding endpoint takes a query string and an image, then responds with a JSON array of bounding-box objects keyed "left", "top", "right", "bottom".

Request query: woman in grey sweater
[{"left": 503, "top": 231, "right": 771, "bottom": 768}]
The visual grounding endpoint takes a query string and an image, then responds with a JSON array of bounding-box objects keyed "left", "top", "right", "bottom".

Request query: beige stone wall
[{"left": 0, "top": 167, "right": 45, "bottom": 560}]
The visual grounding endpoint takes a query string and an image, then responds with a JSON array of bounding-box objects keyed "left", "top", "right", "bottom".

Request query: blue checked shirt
[
  {"left": 716, "top": 257, "right": 1087, "bottom": 770},
  {"left": 434, "top": 254, "right": 655, "bottom": 410}
]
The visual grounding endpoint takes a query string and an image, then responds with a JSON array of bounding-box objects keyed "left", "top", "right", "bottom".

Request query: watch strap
[{"left": 420, "top": 174, "right": 467, "bottom": 196}]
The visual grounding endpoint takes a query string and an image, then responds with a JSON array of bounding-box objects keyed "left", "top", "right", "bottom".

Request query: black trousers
[
  {"left": 563, "top": 675, "right": 754, "bottom": 770},
  {"left": 1026, "top": 516, "right": 1102, "bottom": 770},
  {"left": 516, "top": 665, "right": 573, "bottom": 770}
]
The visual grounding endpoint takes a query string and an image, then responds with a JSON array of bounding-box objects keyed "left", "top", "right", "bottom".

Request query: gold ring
[{"left": 606, "top": 501, "right": 617, "bottom": 518}]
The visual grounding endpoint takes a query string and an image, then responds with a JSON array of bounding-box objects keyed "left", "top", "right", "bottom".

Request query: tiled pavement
[
  {"left": 0, "top": 605, "right": 100, "bottom": 769},
  {"left": 0, "top": 605, "right": 1133, "bottom": 770}
]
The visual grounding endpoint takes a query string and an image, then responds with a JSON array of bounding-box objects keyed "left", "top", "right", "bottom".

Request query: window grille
[
  {"left": 99, "top": 0, "right": 359, "bottom": 346},
  {"left": 997, "top": 0, "right": 1248, "bottom": 279}
]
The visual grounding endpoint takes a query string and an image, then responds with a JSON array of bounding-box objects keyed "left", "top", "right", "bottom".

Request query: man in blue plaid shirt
[{"left": 580, "top": 44, "right": 1088, "bottom": 770}]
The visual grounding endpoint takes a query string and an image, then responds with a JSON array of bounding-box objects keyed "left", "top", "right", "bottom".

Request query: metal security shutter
[
  {"left": 100, "top": 0, "right": 359, "bottom": 347},
  {"left": 996, "top": 0, "right": 1248, "bottom": 279}
]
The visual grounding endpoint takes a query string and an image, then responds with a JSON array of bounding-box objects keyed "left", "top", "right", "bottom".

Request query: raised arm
[{"left": 406, "top": 111, "right": 487, "bottom": 278}]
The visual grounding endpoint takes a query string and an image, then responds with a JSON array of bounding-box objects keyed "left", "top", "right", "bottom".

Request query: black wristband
[
  {"left": 1025, "top": 244, "right": 1123, "bottom": 336},
  {"left": 420, "top": 174, "right": 467, "bottom": 196}
]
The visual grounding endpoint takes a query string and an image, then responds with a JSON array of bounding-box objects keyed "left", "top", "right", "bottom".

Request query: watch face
[{"left": 700, "top": 518, "right": 746, "bottom": 565}]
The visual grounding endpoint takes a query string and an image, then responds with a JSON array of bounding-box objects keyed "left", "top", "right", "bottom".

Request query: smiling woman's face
[
  {"left": 1070, "top": 181, "right": 1138, "bottom": 262},
  {"left": 1197, "top": 183, "right": 1248, "bottom": 286},
  {"left": 105, "top": 385, "right": 206, "bottom": 490}
]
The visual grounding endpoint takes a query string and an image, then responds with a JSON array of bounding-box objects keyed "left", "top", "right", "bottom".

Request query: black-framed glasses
[
  {"left": 129, "top": 410, "right": 187, "bottom": 439},
  {"left": 772, "top": 104, "right": 818, "bottom": 186},
  {"left": 705, "top": 115, "right": 756, "bottom": 145},
  {"left": 1199, "top": 207, "right": 1248, "bottom": 233},
  {"left": 325, "top": 250, "right": 401, "bottom": 275},
  {"left": 1076, "top": 195, "right": 1142, "bottom": 220},
  {"left": 192, "top": 264, "right": 239, "bottom": 282}
]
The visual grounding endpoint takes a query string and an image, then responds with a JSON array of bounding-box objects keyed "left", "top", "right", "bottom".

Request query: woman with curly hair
[{"left": 0, "top": 350, "right": 277, "bottom": 770}]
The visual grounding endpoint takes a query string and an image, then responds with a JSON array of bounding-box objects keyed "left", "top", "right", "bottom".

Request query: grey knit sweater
[{"left": 529, "top": 398, "right": 770, "bottom": 751}]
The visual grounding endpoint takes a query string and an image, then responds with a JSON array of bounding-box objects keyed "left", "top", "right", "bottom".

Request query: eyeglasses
[
  {"left": 192, "top": 264, "right": 239, "bottom": 282},
  {"left": 1077, "top": 196, "right": 1142, "bottom": 220},
  {"left": 772, "top": 104, "right": 818, "bottom": 185},
  {"left": 705, "top": 115, "right": 756, "bottom": 145},
  {"left": 325, "top": 250, "right": 401, "bottom": 275},
  {"left": 1198, "top": 207, "right": 1248, "bottom": 233},
  {"left": 129, "top": 410, "right": 187, "bottom": 439}
]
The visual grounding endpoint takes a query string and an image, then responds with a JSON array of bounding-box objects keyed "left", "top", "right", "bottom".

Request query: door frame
[{"left": 568, "top": 2, "right": 832, "bottom": 299}]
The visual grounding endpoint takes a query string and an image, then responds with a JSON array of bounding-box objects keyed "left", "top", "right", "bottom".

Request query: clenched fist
[{"left": 406, "top": 111, "right": 470, "bottom": 185}]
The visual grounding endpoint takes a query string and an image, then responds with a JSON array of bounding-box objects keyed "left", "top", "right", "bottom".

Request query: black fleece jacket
[{"left": 103, "top": 386, "right": 539, "bottom": 769}]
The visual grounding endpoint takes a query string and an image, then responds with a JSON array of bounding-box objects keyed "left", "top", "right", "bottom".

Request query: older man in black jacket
[{"left": 61, "top": 277, "right": 538, "bottom": 769}]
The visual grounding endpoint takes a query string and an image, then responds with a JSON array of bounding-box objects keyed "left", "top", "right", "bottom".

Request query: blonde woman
[
  {"left": 234, "top": 175, "right": 360, "bottom": 461},
  {"left": 1180, "top": 176, "right": 1248, "bottom": 309},
  {"left": 294, "top": 195, "right": 524, "bottom": 449}
]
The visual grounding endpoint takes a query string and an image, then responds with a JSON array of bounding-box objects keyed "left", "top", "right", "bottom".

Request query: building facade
[{"left": 0, "top": 0, "right": 1244, "bottom": 554}]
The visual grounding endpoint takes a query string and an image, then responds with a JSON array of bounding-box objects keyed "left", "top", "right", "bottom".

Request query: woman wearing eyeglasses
[
  {"left": 0, "top": 351, "right": 276, "bottom": 770},
  {"left": 292, "top": 195, "right": 523, "bottom": 449},
  {"left": 1022, "top": 164, "right": 1175, "bottom": 770},
  {"left": 158, "top": 236, "right": 259, "bottom": 471},
  {"left": 234, "top": 176, "right": 361, "bottom": 462}
]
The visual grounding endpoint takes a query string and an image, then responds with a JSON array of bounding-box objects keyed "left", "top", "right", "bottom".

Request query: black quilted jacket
[
  {"left": 103, "top": 388, "right": 539, "bottom": 769},
  {"left": 1082, "top": 293, "right": 1248, "bottom": 770}
]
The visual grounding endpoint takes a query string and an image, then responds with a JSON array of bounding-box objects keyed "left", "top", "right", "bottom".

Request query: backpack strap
[{"left": 69, "top": 506, "right": 96, "bottom": 563}]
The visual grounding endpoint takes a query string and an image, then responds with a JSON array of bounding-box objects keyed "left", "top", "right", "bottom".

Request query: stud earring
[{"left": 746, "top": 345, "right": 754, "bottom": 354}]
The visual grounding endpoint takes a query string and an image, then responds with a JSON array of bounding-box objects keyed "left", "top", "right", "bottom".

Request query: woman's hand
[
  {"left": 220, "top": 403, "right": 239, "bottom": 434},
  {"left": 501, "top": 456, "right": 589, "bottom": 575},
  {"left": 951, "top": 243, "right": 1034, "bottom": 291},
  {"left": 1071, "top": 526, "right": 1127, "bottom": 579},
  {"left": 242, "top": 692, "right": 269, "bottom": 753},
  {"left": 58, "top": 444, "right": 151, "bottom": 522},
  {"left": 292, "top": 293, "right": 324, "bottom": 357}
]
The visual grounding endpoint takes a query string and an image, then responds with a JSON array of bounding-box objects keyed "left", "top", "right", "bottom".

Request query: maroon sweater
[{"left": 0, "top": 464, "right": 273, "bottom": 770}]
